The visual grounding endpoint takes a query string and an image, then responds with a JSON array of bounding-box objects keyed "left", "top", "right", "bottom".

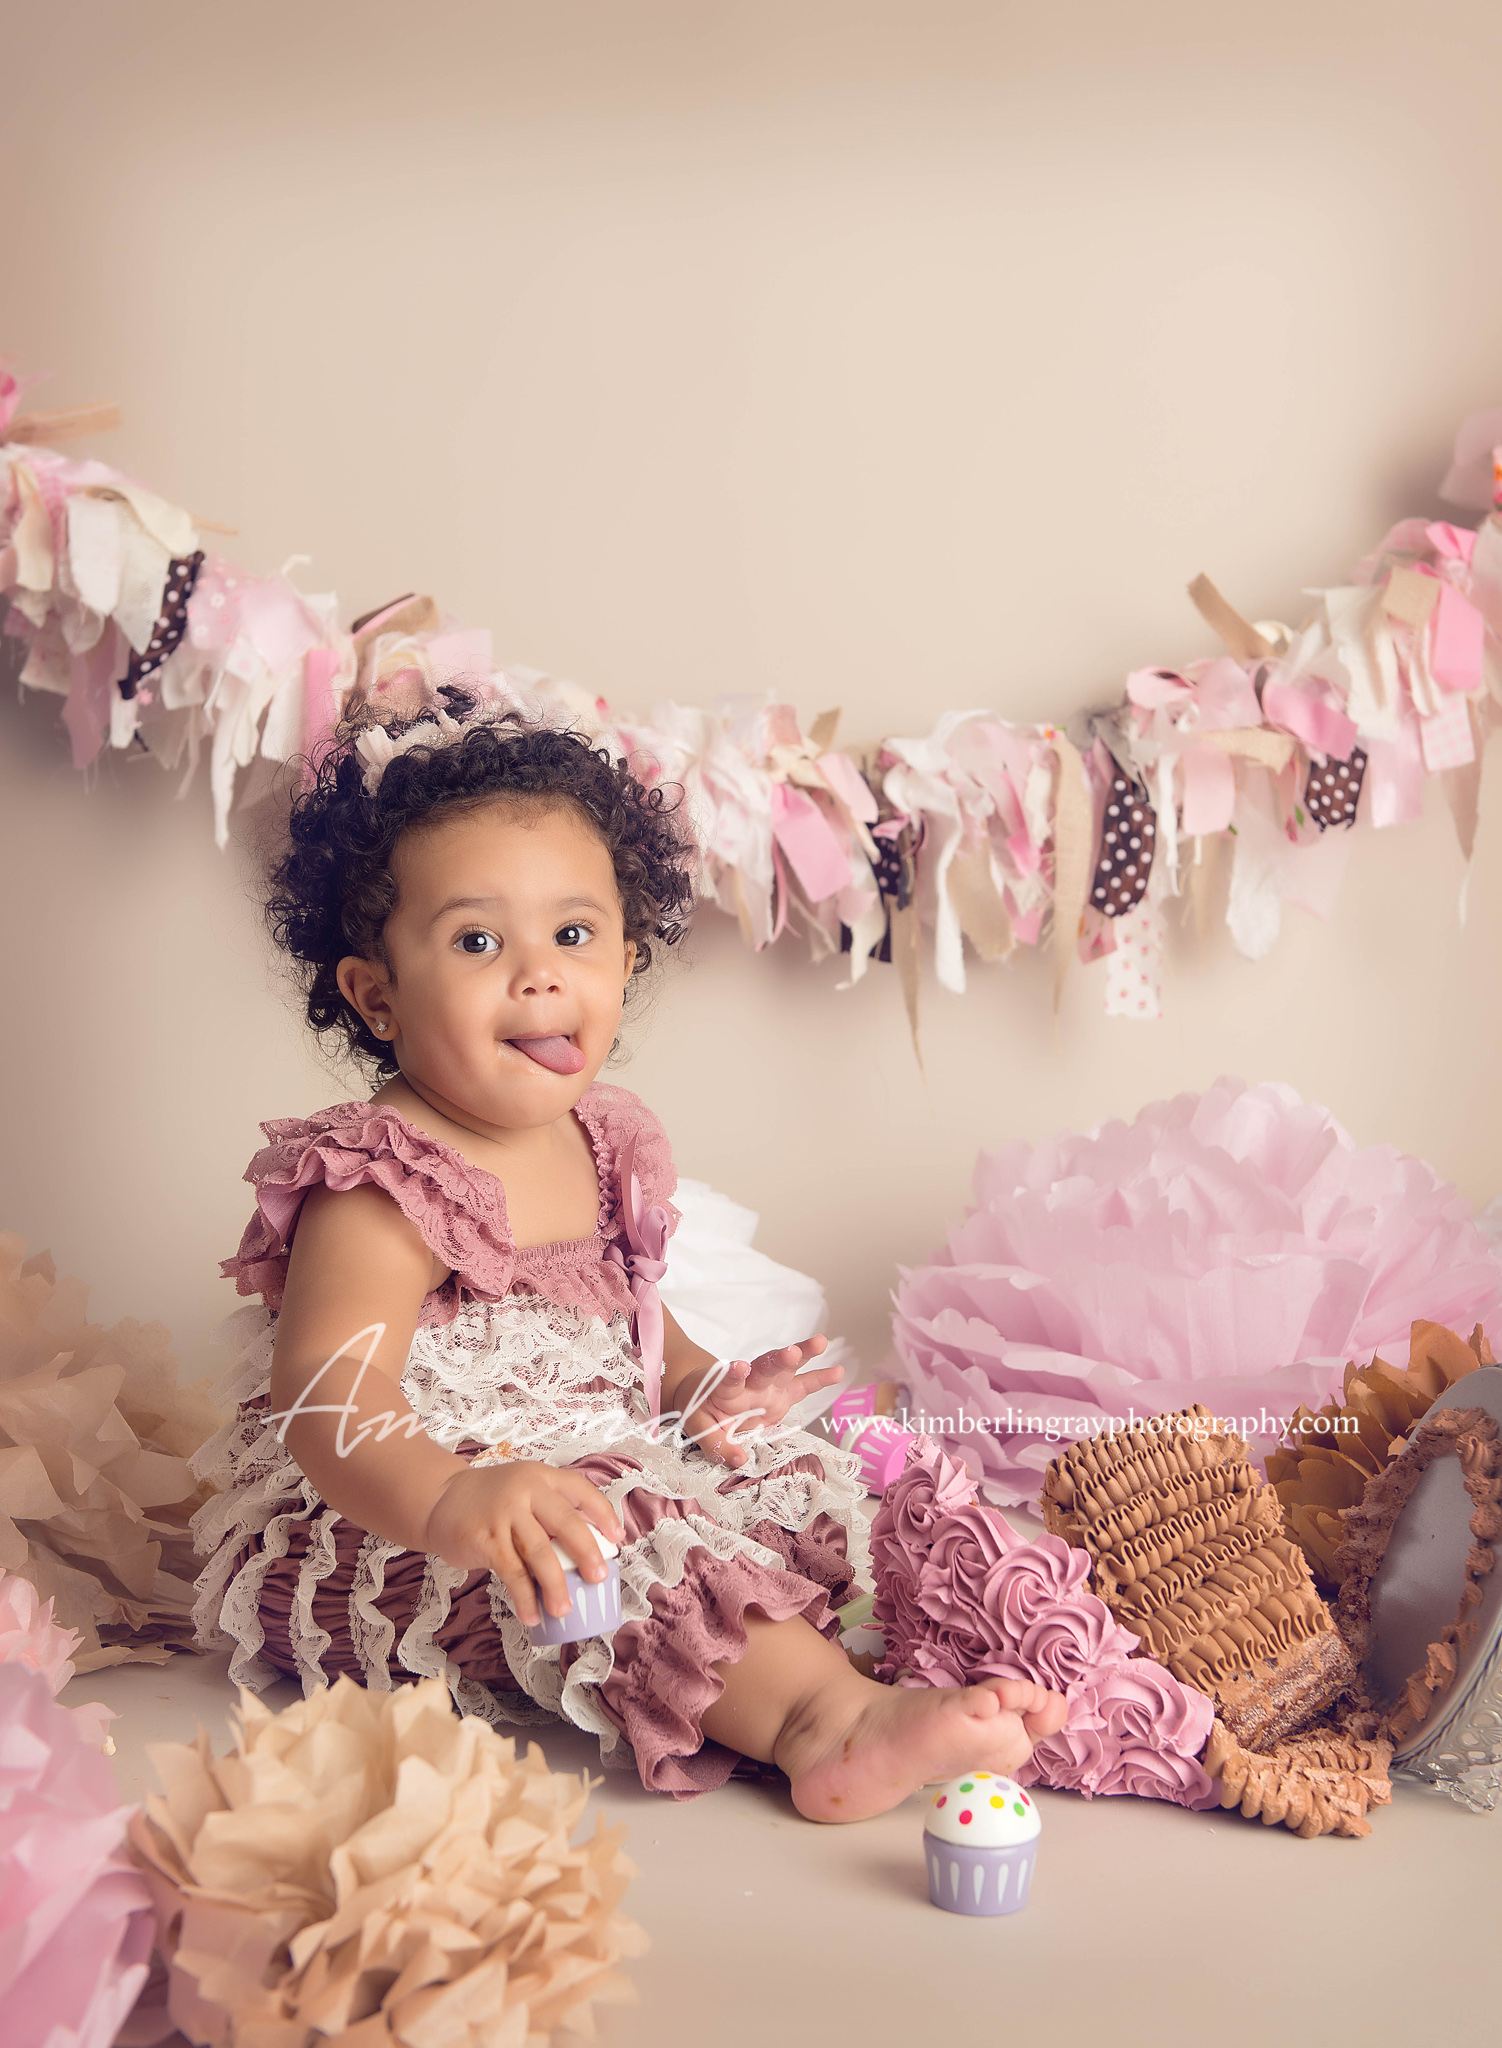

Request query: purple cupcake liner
[
  {"left": 925, "top": 1838, "right": 1037, "bottom": 1916},
  {"left": 523, "top": 1556, "right": 623, "bottom": 1647}
]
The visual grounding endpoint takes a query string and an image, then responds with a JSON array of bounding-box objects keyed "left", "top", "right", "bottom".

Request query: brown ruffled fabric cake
[
  {"left": 1202, "top": 1722, "right": 1392, "bottom": 1839},
  {"left": 1041, "top": 1407, "right": 1356, "bottom": 1752},
  {"left": 1266, "top": 1321, "right": 1493, "bottom": 1593}
]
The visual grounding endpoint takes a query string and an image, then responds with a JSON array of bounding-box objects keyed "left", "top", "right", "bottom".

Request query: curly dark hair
[{"left": 264, "top": 688, "right": 697, "bottom": 1077}]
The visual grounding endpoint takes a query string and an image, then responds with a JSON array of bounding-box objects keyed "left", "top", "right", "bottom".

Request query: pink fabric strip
[
  {"left": 301, "top": 647, "right": 342, "bottom": 791},
  {"left": 1426, "top": 520, "right": 1477, "bottom": 565},
  {"left": 1365, "top": 711, "right": 1427, "bottom": 827},
  {"left": 769, "top": 781, "right": 851, "bottom": 902},
  {"left": 604, "top": 1130, "right": 671, "bottom": 1419},
  {"left": 815, "top": 750, "right": 880, "bottom": 823},
  {"left": 1126, "top": 666, "right": 1191, "bottom": 709},
  {"left": 1261, "top": 681, "right": 1358, "bottom": 761},
  {"left": 1429, "top": 583, "right": 1485, "bottom": 695},
  {"left": 1179, "top": 743, "right": 1237, "bottom": 836}
]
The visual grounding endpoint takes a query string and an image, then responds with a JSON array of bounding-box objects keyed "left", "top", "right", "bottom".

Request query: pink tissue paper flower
[
  {"left": 0, "top": 1568, "right": 116, "bottom": 1752},
  {"left": 0, "top": 1661, "right": 154, "bottom": 2048},
  {"left": 872, "top": 1437, "right": 1218, "bottom": 1809},
  {"left": 892, "top": 1076, "right": 1502, "bottom": 1504}
]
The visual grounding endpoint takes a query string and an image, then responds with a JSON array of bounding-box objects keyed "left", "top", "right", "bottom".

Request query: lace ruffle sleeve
[{"left": 219, "top": 1102, "right": 516, "bottom": 1323}]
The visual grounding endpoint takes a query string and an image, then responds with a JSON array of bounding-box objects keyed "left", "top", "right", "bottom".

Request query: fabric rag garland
[
  {"left": 4, "top": 355, "right": 1502, "bottom": 1030},
  {"left": 890, "top": 1077, "right": 1502, "bottom": 1504}
]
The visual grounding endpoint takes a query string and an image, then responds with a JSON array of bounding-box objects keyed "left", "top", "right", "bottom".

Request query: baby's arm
[{"left": 269, "top": 1183, "right": 621, "bottom": 1623}]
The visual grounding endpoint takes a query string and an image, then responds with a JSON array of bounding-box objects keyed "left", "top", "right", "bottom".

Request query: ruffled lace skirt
[{"left": 190, "top": 1298, "right": 873, "bottom": 1796}]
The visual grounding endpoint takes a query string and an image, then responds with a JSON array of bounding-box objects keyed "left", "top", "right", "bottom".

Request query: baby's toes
[{"left": 1029, "top": 1693, "right": 1070, "bottom": 1737}]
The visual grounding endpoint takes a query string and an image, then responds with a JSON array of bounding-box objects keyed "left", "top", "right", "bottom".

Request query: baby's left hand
[{"left": 676, "top": 1336, "right": 842, "bottom": 1469}]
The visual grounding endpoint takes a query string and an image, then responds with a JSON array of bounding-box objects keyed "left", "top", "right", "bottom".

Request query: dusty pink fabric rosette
[
  {"left": 871, "top": 1437, "right": 1218, "bottom": 1809},
  {"left": 892, "top": 1077, "right": 1502, "bottom": 1503}
]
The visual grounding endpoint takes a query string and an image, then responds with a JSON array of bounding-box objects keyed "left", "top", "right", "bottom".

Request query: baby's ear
[
  {"left": 337, "top": 953, "right": 393, "bottom": 1029},
  {"left": 622, "top": 938, "right": 638, "bottom": 982}
]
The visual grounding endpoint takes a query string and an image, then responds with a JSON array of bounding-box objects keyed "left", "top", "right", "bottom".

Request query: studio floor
[{"left": 72, "top": 1644, "right": 1502, "bottom": 2048}]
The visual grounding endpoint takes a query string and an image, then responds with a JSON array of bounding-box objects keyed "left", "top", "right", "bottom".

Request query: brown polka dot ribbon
[
  {"left": 1304, "top": 748, "right": 1367, "bottom": 831},
  {"left": 870, "top": 833, "right": 913, "bottom": 911},
  {"left": 842, "top": 810, "right": 918, "bottom": 963},
  {"left": 1090, "top": 771, "right": 1156, "bottom": 917},
  {"left": 122, "top": 551, "right": 205, "bottom": 699}
]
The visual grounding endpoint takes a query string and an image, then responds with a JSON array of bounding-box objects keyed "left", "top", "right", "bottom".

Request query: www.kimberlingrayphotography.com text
[{"left": 900, "top": 1406, "right": 1360, "bottom": 1443}]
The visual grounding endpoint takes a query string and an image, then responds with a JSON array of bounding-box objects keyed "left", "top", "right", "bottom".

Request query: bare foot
[{"left": 776, "top": 1675, "right": 1064, "bottom": 1824}]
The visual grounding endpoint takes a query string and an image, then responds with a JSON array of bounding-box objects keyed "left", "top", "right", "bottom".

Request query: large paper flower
[
  {"left": 893, "top": 1078, "right": 1502, "bottom": 1504},
  {"left": 0, "top": 1662, "right": 154, "bottom": 2048},
  {"left": 126, "top": 1674, "right": 649, "bottom": 2047},
  {"left": 0, "top": 1568, "right": 115, "bottom": 1751},
  {"left": 0, "top": 1230, "right": 222, "bottom": 1667}
]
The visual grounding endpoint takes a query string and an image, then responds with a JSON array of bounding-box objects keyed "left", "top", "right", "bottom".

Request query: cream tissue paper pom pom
[
  {"left": 0, "top": 1230, "right": 223, "bottom": 1668},
  {"left": 126, "top": 1674, "right": 650, "bottom": 2048}
]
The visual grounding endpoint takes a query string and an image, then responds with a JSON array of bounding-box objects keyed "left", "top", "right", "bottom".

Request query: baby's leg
[{"left": 700, "top": 1611, "right": 1066, "bottom": 1823}]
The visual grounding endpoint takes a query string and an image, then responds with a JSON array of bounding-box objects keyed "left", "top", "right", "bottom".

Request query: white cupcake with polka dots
[{"left": 923, "top": 1772, "right": 1040, "bottom": 1915}]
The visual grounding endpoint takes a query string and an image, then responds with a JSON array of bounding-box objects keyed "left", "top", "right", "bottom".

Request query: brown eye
[
  {"left": 457, "top": 930, "right": 498, "bottom": 955},
  {"left": 555, "top": 923, "right": 590, "bottom": 948}
]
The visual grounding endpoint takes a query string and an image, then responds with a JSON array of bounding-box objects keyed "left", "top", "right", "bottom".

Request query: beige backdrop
[{"left": 3, "top": 0, "right": 1500, "bottom": 1390}]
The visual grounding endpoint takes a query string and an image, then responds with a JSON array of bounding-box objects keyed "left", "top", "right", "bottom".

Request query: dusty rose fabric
[
  {"left": 254, "top": 1520, "right": 521, "bottom": 1692},
  {"left": 250, "top": 1447, "right": 857, "bottom": 1798},
  {"left": 220, "top": 1083, "right": 679, "bottom": 1328},
  {"left": 563, "top": 1450, "right": 857, "bottom": 1797}
]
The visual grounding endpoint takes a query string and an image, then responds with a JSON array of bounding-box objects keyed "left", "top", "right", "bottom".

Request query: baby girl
[{"left": 191, "top": 687, "right": 1066, "bottom": 1816}]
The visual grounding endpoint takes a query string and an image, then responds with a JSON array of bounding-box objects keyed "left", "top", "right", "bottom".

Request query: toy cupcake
[
  {"left": 522, "top": 1525, "right": 623, "bottom": 1648},
  {"left": 923, "top": 1772, "right": 1040, "bottom": 1916},
  {"left": 830, "top": 1382, "right": 916, "bottom": 1493}
]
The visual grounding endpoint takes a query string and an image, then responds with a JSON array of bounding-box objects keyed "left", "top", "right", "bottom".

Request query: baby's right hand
[{"left": 423, "top": 1460, "right": 623, "bottom": 1628}]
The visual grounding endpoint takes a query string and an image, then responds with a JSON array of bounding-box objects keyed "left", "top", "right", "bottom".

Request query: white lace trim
[
  {"left": 348, "top": 1534, "right": 402, "bottom": 1693},
  {"left": 191, "top": 1296, "right": 872, "bottom": 1746}
]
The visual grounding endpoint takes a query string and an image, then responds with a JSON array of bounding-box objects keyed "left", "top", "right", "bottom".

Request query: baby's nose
[{"left": 511, "top": 949, "right": 566, "bottom": 997}]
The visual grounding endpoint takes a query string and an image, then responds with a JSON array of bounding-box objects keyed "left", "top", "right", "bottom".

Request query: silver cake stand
[{"left": 1363, "top": 1365, "right": 1502, "bottom": 1812}]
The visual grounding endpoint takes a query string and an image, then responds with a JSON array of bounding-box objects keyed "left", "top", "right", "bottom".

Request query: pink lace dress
[{"left": 190, "top": 1083, "right": 871, "bottom": 1797}]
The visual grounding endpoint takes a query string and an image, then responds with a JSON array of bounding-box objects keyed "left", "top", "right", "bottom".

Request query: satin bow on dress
[{"left": 603, "top": 1130, "right": 672, "bottom": 1419}]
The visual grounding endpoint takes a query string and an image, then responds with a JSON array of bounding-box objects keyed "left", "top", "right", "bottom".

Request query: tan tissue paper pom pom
[
  {"left": 0, "top": 1229, "right": 223, "bottom": 1669},
  {"left": 1266, "top": 1321, "right": 1492, "bottom": 1593},
  {"left": 126, "top": 1675, "right": 650, "bottom": 2048}
]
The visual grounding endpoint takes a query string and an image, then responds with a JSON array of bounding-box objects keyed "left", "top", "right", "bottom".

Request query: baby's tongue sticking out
[{"left": 509, "top": 1034, "right": 587, "bottom": 1076}]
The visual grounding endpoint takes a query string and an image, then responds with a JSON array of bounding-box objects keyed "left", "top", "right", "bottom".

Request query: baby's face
[{"left": 343, "top": 798, "right": 636, "bottom": 1131}]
